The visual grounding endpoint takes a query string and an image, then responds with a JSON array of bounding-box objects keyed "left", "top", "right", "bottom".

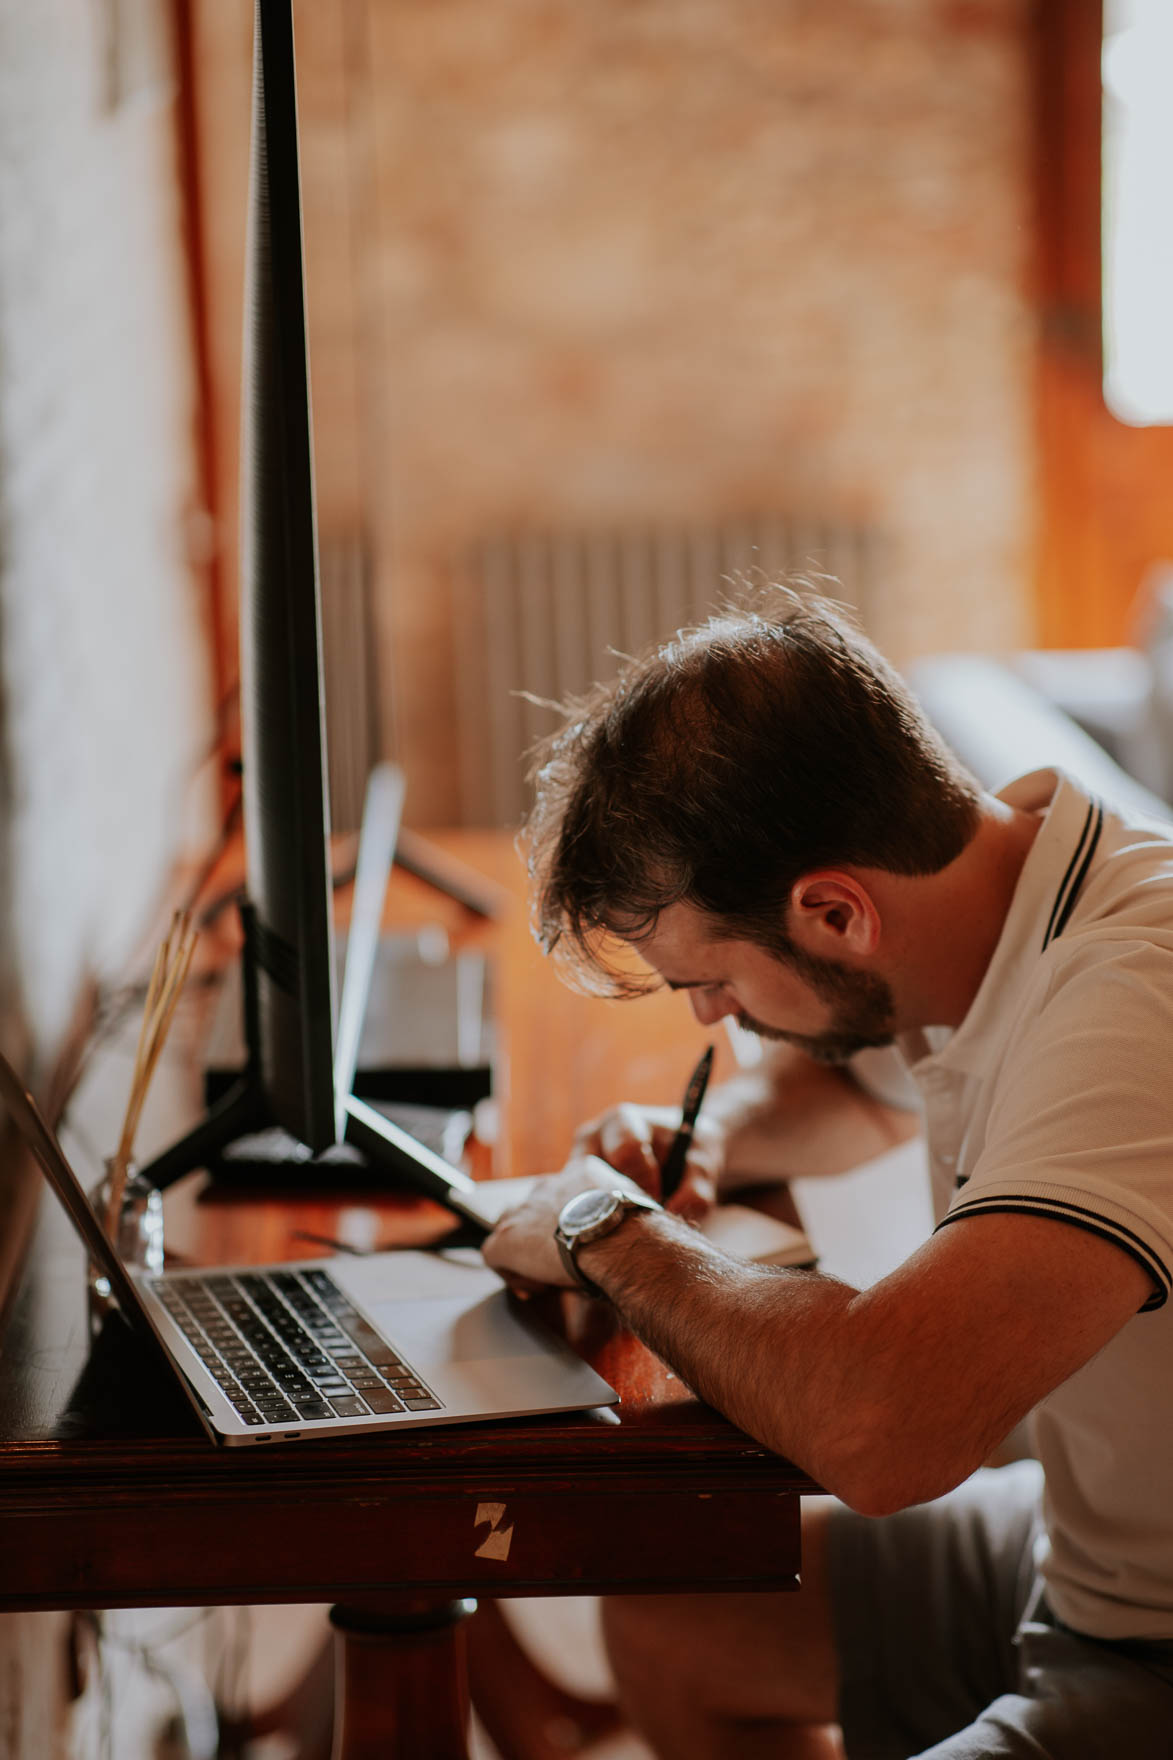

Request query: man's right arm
[{"left": 484, "top": 1165, "right": 1152, "bottom": 1516}]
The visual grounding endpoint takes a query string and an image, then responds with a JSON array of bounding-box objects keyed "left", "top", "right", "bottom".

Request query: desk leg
[{"left": 330, "top": 1598, "right": 475, "bottom": 1760}]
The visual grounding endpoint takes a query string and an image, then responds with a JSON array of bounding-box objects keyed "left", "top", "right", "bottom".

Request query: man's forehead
[{"left": 632, "top": 901, "right": 726, "bottom": 981}]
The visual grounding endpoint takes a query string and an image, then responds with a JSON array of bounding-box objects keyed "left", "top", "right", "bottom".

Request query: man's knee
[
  {"left": 600, "top": 1498, "right": 841, "bottom": 1728},
  {"left": 600, "top": 1591, "right": 714, "bottom": 1696}
]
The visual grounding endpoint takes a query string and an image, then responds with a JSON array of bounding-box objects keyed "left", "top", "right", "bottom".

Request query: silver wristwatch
[{"left": 555, "top": 1187, "right": 661, "bottom": 1297}]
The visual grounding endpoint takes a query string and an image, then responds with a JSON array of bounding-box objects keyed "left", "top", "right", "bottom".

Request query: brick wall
[
  {"left": 368, "top": 0, "right": 1035, "bottom": 821},
  {"left": 197, "top": 0, "right": 1036, "bottom": 824}
]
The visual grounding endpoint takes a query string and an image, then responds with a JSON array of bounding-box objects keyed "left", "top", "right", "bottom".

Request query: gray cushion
[{"left": 907, "top": 654, "right": 1172, "bottom": 825}]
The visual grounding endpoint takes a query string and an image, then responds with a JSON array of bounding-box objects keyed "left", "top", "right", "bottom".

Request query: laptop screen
[{"left": 0, "top": 1053, "right": 149, "bottom": 1325}]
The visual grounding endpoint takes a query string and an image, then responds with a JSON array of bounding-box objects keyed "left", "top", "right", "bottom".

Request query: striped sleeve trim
[
  {"left": 936, "top": 1195, "right": 1169, "bottom": 1312},
  {"left": 1042, "top": 797, "right": 1103, "bottom": 951}
]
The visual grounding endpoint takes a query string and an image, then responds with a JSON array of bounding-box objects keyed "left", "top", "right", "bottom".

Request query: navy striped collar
[
  {"left": 1042, "top": 795, "right": 1104, "bottom": 951},
  {"left": 901, "top": 770, "right": 1103, "bottom": 1081}
]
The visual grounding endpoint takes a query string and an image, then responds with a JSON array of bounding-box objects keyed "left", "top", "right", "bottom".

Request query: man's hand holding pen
[
  {"left": 569, "top": 1110, "right": 721, "bottom": 1220},
  {"left": 568, "top": 1044, "right": 718, "bottom": 1217},
  {"left": 483, "top": 1046, "right": 719, "bottom": 1294}
]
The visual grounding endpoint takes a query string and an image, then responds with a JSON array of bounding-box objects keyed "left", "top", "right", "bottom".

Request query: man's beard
[{"left": 736, "top": 944, "right": 896, "bottom": 1065}]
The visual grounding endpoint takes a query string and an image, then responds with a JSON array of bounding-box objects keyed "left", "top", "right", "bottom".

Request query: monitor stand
[
  {"left": 392, "top": 824, "right": 502, "bottom": 920},
  {"left": 137, "top": 766, "right": 500, "bottom": 1238}
]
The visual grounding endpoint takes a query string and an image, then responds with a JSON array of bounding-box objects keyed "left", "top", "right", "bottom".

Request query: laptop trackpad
[
  {"left": 337, "top": 1249, "right": 571, "bottom": 1366},
  {"left": 334, "top": 1248, "right": 617, "bottom": 1410},
  {"left": 337, "top": 1245, "right": 501, "bottom": 1305}
]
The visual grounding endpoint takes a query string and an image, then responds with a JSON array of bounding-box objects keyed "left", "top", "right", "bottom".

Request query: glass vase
[{"left": 87, "top": 1158, "right": 164, "bottom": 1329}]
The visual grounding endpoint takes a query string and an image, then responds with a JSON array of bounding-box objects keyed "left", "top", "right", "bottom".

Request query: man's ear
[{"left": 787, "top": 871, "right": 881, "bottom": 958}]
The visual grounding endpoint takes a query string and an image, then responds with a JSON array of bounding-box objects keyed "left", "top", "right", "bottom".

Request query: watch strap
[
  {"left": 555, "top": 1188, "right": 659, "bottom": 1297},
  {"left": 556, "top": 1230, "right": 605, "bottom": 1298}
]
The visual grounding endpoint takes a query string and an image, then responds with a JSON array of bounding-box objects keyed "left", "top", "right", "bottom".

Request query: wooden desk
[{"left": 0, "top": 834, "right": 817, "bottom": 1758}]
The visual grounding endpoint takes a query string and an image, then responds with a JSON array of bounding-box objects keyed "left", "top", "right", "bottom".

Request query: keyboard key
[
  {"left": 365, "top": 1350, "right": 401, "bottom": 1371},
  {"left": 325, "top": 1297, "right": 361, "bottom": 1320},
  {"left": 327, "top": 1395, "right": 369, "bottom": 1418},
  {"left": 363, "top": 1388, "right": 405, "bottom": 1414},
  {"left": 295, "top": 1401, "right": 335, "bottom": 1420},
  {"left": 402, "top": 1397, "right": 442, "bottom": 1411}
]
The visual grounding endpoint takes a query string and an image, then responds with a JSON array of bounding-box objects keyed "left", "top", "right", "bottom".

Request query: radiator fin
[{"left": 455, "top": 516, "right": 883, "bottom": 827}]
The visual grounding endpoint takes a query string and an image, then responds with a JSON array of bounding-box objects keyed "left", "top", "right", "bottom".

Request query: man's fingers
[
  {"left": 597, "top": 1108, "right": 661, "bottom": 1190},
  {"left": 570, "top": 1107, "right": 728, "bottom": 1207},
  {"left": 668, "top": 1169, "right": 717, "bottom": 1223},
  {"left": 483, "top": 1216, "right": 568, "bottom": 1291},
  {"left": 500, "top": 1271, "right": 548, "bottom": 1300},
  {"left": 651, "top": 1116, "right": 725, "bottom": 1182},
  {"left": 573, "top": 1105, "right": 663, "bottom": 1187},
  {"left": 571, "top": 1124, "right": 603, "bottom": 1159}
]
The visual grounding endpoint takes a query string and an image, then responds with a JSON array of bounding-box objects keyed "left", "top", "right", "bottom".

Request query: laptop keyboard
[{"left": 156, "top": 1265, "right": 443, "bottom": 1428}]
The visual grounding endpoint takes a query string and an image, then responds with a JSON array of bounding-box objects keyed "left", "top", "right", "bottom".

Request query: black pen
[{"left": 659, "top": 1044, "right": 714, "bottom": 1203}]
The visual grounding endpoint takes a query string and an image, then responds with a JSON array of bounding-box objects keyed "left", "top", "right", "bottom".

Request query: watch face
[{"left": 561, "top": 1188, "right": 621, "bottom": 1234}]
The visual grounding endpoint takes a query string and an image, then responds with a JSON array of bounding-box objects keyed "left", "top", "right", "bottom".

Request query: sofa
[{"left": 907, "top": 650, "right": 1172, "bottom": 824}]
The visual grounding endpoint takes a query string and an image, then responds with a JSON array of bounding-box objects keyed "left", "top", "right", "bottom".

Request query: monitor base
[{"left": 198, "top": 1098, "right": 473, "bottom": 1193}]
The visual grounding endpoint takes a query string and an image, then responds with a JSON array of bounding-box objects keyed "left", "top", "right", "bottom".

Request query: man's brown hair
[{"left": 524, "top": 585, "right": 982, "bottom": 995}]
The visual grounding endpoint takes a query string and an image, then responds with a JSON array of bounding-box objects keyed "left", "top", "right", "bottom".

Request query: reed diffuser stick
[{"left": 105, "top": 911, "right": 199, "bottom": 1236}]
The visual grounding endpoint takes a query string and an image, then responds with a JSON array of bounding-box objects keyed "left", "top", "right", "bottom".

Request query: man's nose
[{"left": 688, "top": 987, "right": 732, "bottom": 1027}]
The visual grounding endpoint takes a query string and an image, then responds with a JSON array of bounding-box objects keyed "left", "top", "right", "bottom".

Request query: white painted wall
[{"left": 0, "top": 0, "right": 211, "bottom": 1065}]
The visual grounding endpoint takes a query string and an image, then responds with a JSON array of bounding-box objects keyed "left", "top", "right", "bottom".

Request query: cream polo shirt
[{"left": 897, "top": 769, "right": 1173, "bottom": 1640}]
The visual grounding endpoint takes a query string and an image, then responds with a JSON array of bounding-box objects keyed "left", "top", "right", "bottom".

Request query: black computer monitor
[
  {"left": 237, "top": 0, "right": 335, "bottom": 1152},
  {"left": 139, "top": 0, "right": 497, "bottom": 1236}
]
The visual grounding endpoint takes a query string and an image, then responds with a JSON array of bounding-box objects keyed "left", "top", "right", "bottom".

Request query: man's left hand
[{"left": 482, "top": 1157, "right": 648, "bottom": 1293}]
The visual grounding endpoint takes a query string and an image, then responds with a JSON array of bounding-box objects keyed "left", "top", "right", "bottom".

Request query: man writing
[{"left": 483, "top": 588, "right": 1173, "bottom": 1757}]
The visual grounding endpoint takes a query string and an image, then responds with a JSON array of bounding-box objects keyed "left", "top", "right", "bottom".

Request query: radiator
[{"left": 454, "top": 515, "right": 884, "bottom": 827}]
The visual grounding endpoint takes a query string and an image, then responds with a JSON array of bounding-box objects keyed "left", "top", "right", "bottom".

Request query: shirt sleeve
[{"left": 937, "top": 938, "right": 1173, "bottom": 1311}]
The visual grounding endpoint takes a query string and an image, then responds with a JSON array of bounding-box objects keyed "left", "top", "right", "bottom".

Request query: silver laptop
[{"left": 0, "top": 1057, "right": 617, "bottom": 1447}]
